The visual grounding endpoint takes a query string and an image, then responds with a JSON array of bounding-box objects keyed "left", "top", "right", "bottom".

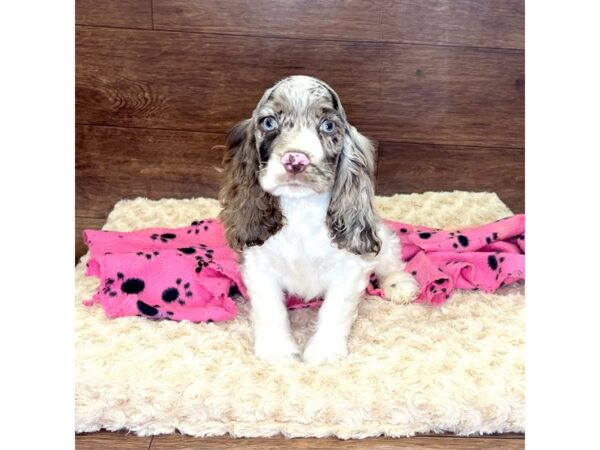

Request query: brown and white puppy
[{"left": 219, "top": 75, "right": 419, "bottom": 365}]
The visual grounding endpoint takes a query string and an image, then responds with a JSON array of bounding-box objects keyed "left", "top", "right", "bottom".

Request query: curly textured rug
[{"left": 75, "top": 191, "right": 524, "bottom": 438}]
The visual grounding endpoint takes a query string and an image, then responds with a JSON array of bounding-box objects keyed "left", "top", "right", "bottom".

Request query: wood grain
[
  {"left": 153, "top": 0, "right": 523, "bottom": 49},
  {"left": 75, "top": 430, "right": 152, "bottom": 450},
  {"left": 76, "top": 26, "right": 523, "bottom": 148},
  {"left": 76, "top": 124, "right": 225, "bottom": 219},
  {"left": 76, "top": 0, "right": 153, "bottom": 29},
  {"left": 74, "top": 431, "right": 524, "bottom": 449},
  {"left": 149, "top": 434, "right": 524, "bottom": 450},
  {"left": 378, "top": 45, "right": 524, "bottom": 148},
  {"left": 76, "top": 217, "right": 107, "bottom": 262},
  {"left": 153, "top": 0, "right": 381, "bottom": 41},
  {"left": 375, "top": 142, "right": 524, "bottom": 213},
  {"left": 381, "top": 0, "right": 524, "bottom": 49},
  {"left": 75, "top": 26, "right": 381, "bottom": 137}
]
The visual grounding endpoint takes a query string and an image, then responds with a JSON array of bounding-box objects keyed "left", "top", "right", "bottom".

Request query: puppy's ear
[
  {"left": 327, "top": 125, "right": 381, "bottom": 255},
  {"left": 218, "top": 119, "right": 283, "bottom": 251}
]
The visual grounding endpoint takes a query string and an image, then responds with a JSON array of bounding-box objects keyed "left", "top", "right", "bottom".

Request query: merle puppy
[{"left": 219, "top": 75, "right": 419, "bottom": 365}]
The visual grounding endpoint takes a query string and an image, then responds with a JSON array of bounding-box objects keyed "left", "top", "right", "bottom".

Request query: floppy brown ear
[
  {"left": 326, "top": 125, "right": 381, "bottom": 255},
  {"left": 218, "top": 119, "right": 283, "bottom": 251}
]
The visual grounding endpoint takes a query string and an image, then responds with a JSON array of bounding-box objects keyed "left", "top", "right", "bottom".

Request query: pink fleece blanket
[{"left": 83, "top": 215, "right": 524, "bottom": 322}]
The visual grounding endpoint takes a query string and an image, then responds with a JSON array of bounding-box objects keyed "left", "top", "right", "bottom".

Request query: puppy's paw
[
  {"left": 254, "top": 335, "right": 301, "bottom": 363},
  {"left": 382, "top": 271, "right": 420, "bottom": 305},
  {"left": 303, "top": 334, "right": 348, "bottom": 366}
]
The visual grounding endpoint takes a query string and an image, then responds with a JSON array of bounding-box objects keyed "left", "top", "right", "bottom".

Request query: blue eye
[
  {"left": 320, "top": 120, "right": 336, "bottom": 134},
  {"left": 261, "top": 116, "right": 278, "bottom": 132}
]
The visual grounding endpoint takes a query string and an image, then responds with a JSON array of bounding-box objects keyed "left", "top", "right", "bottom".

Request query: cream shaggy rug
[{"left": 75, "top": 191, "right": 524, "bottom": 438}]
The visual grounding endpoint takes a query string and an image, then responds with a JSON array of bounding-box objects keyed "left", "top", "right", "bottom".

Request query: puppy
[{"left": 219, "top": 75, "right": 419, "bottom": 365}]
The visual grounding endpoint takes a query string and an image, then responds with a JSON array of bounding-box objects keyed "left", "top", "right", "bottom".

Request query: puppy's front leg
[
  {"left": 245, "top": 268, "right": 301, "bottom": 362},
  {"left": 303, "top": 279, "right": 364, "bottom": 366}
]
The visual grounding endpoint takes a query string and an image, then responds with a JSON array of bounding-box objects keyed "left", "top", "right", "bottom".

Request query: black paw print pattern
[
  {"left": 187, "top": 220, "right": 214, "bottom": 235},
  {"left": 103, "top": 272, "right": 146, "bottom": 297},
  {"left": 485, "top": 232, "right": 499, "bottom": 245},
  {"left": 487, "top": 253, "right": 508, "bottom": 282},
  {"left": 136, "top": 300, "right": 175, "bottom": 320},
  {"left": 428, "top": 278, "right": 449, "bottom": 299},
  {"left": 195, "top": 255, "right": 210, "bottom": 273},
  {"left": 150, "top": 232, "right": 177, "bottom": 243},
  {"left": 161, "top": 278, "right": 193, "bottom": 306},
  {"left": 174, "top": 242, "right": 215, "bottom": 272},
  {"left": 415, "top": 230, "right": 439, "bottom": 240},
  {"left": 194, "top": 246, "right": 215, "bottom": 273},
  {"left": 136, "top": 250, "right": 160, "bottom": 260},
  {"left": 448, "top": 231, "right": 469, "bottom": 249},
  {"left": 177, "top": 243, "right": 212, "bottom": 256}
]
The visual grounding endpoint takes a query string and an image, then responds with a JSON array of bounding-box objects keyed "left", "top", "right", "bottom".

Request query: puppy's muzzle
[{"left": 281, "top": 152, "right": 310, "bottom": 173}]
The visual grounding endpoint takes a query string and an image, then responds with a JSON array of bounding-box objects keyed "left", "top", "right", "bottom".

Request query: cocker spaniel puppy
[{"left": 219, "top": 75, "right": 419, "bottom": 365}]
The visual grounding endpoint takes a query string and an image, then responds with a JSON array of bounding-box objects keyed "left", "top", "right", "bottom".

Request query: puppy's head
[{"left": 219, "top": 75, "right": 380, "bottom": 255}]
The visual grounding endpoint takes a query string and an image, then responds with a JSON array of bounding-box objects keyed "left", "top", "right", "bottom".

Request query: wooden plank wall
[{"left": 76, "top": 0, "right": 524, "bottom": 260}]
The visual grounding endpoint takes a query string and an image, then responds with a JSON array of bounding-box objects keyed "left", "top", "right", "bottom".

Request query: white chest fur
[{"left": 242, "top": 192, "right": 375, "bottom": 301}]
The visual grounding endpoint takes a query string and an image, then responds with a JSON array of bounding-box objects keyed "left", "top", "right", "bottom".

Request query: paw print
[
  {"left": 187, "top": 220, "right": 214, "bottom": 234},
  {"left": 191, "top": 246, "right": 215, "bottom": 273},
  {"left": 428, "top": 279, "right": 449, "bottom": 298},
  {"left": 485, "top": 232, "right": 499, "bottom": 244},
  {"left": 195, "top": 256, "right": 210, "bottom": 273},
  {"left": 416, "top": 230, "right": 438, "bottom": 240},
  {"left": 177, "top": 245, "right": 215, "bottom": 261},
  {"left": 488, "top": 253, "right": 513, "bottom": 282},
  {"left": 150, "top": 233, "right": 177, "bottom": 243},
  {"left": 205, "top": 248, "right": 214, "bottom": 259},
  {"left": 161, "top": 278, "right": 193, "bottom": 305},
  {"left": 136, "top": 251, "right": 160, "bottom": 260},
  {"left": 103, "top": 272, "right": 146, "bottom": 297},
  {"left": 136, "top": 300, "right": 175, "bottom": 320},
  {"left": 488, "top": 254, "right": 499, "bottom": 271},
  {"left": 195, "top": 248, "right": 215, "bottom": 269},
  {"left": 450, "top": 231, "right": 469, "bottom": 249},
  {"left": 102, "top": 277, "right": 118, "bottom": 297}
]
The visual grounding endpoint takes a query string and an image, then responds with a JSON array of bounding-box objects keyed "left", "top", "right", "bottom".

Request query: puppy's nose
[{"left": 281, "top": 152, "right": 310, "bottom": 173}]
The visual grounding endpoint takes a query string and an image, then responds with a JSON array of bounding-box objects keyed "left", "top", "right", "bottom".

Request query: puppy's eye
[
  {"left": 260, "top": 116, "right": 278, "bottom": 132},
  {"left": 320, "top": 120, "right": 336, "bottom": 134}
]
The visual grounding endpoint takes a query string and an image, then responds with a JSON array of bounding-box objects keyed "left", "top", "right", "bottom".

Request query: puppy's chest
[
  {"left": 275, "top": 221, "right": 333, "bottom": 264},
  {"left": 264, "top": 222, "right": 362, "bottom": 298}
]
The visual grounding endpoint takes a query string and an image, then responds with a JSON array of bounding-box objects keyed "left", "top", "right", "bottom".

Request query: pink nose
[{"left": 281, "top": 152, "right": 310, "bottom": 173}]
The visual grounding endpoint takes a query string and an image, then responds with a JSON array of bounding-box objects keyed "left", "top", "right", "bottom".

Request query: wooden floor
[{"left": 76, "top": 430, "right": 524, "bottom": 449}]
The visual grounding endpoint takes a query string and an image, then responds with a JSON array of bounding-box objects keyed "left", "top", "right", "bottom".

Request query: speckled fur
[{"left": 219, "top": 76, "right": 417, "bottom": 364}]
